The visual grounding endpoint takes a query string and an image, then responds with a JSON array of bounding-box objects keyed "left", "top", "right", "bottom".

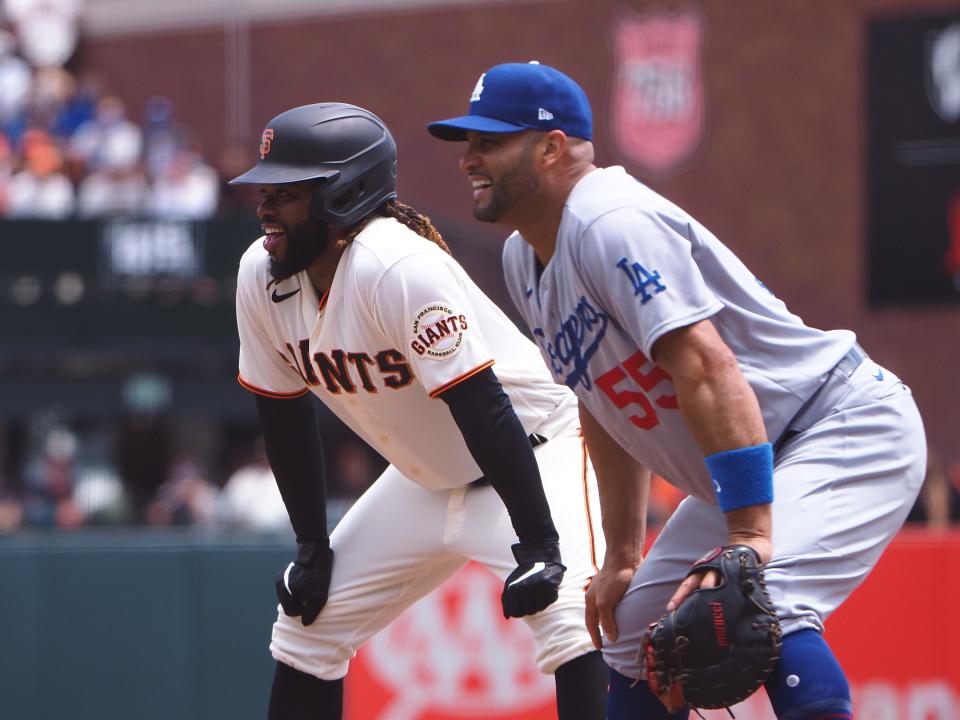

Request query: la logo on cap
[{"left": 470, "top": 74, "right": 486, "bottom": 102}]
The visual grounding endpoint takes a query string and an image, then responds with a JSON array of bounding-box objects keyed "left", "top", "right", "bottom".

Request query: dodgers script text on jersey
[{"left": 503, "top": 166, "right": 855, "bottom": 500}]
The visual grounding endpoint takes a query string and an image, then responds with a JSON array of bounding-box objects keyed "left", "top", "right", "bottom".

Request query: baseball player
[
  {"left": 230, "top": 102, "right": 608, "bottom": 720},
  {"left": 428, "top": 62, "right": 927, "bottom": 719}
]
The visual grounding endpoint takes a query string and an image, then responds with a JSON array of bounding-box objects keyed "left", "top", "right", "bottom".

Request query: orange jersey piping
[
  {"left": 580, "top": 433, "right": 600, "bottom": 574},
  {"left": 237, "top": 373, "right": 309, "bottom": 399},
  {"left": 427, "top": 360, "right": 495, "bottom": 398}
]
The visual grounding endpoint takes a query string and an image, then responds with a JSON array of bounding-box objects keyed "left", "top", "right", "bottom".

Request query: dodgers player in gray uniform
[{"left": 429, "top": 62, "right": 927, "bottom": 719}]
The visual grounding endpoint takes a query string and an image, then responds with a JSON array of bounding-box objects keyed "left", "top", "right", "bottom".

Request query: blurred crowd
[
  {"left": 0, "top": 410, "right": 956, "bottom": 534},
  {"left": 0, "top": 15, "right": 222, "bottom": 221},
  {"left": 0, "top": 415, "right": 384, "bottom": 534}
]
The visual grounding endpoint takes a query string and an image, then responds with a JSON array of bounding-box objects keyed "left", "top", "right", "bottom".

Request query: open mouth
[
  {"left": 470, "top": 177, "right": 492, "bottom": 201},
  {"left": 262, "top": 226, "right": 285, "bottom": 253}
]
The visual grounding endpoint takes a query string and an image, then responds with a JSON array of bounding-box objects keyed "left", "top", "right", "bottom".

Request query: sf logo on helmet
[{"left": 260, "top": 128, "right": 275, "bottom": 159}]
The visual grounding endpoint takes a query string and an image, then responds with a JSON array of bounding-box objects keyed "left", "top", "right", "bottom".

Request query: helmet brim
[{"left": 229, "top": 163, "right": 339, "bottom": 185}]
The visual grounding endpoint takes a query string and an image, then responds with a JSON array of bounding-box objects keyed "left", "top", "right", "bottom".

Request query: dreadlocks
[{"left": 339, "top": 199, "right": 452, "bottom": 255}]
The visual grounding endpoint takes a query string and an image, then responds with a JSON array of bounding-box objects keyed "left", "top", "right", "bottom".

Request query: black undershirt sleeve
[
  {"left": 255, "top": 393, "right": 328, "bottom": 542},
  {"left": 438, "top": 367, "right": 558, "bottom": 544}
]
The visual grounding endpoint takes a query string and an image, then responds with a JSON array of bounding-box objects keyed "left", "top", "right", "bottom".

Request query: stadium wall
[{"left": 73, "top": 0, "right": 960, "bottom": 454}]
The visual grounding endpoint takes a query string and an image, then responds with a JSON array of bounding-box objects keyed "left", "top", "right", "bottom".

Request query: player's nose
[
  {"left": 256, "top": 199, "right": 275, "bottom": 220},
  {"left": 459, "top": 148, "right": 479, "bottom": 173}
]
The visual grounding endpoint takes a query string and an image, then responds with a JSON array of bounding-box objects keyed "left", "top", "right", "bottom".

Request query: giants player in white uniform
[
  {"left": 230, "top": 103, "right": 608, "bottom": 720},
  {"left": 429, "top": 62, "right": 927, "bottom": 719}
]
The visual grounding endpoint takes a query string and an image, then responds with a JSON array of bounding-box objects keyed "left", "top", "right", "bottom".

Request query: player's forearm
[
  {"left": 598, "top": 468, "right": 649, "bottom": 571},
  {"left": 256, "top": 393, "right": 329, "bottom": 541},
  {"left": 673, "top": 365, "right": 773, "bottom": 540},
  {"left": 653, "top": 321, "right": 767, "bottom": 454},
  {"left": 654, "top": 321, "right": 773, "bottom": 548},
  {"left": 678, "top": 368, "right": 774, "bottom": 544},
  {"left": 673, "top": 356, "right": 766, "bottom": 454},
  {"left": 580, "top": 403, "right": 648, "bottom": 570},
  {"left": 439, "top": 367, "right": 558, "bottom": 543}
]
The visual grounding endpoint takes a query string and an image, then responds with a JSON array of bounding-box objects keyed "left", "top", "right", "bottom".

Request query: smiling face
[
  {"left": 459, "top": 131, "right": 541, "bottom": 224},
  {"left": 257, "top": 180, "right": 330, "bottom": 280}
]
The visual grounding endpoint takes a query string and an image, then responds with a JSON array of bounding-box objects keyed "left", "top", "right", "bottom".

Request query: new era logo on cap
[{"left": 428, "top": 61, "right": 593, "bottom": 141}]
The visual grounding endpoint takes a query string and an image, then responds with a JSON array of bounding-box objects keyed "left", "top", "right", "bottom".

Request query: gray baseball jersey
[
  {"left": 502, "top": 166, "right": 855, "bottom": 501},
  {"left": 500, "top": 165, "right": 925, "bottom": 681}
]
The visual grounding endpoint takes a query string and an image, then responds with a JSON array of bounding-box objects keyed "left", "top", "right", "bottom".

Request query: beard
[
  {"left": 473, "top": 141, "right": 540, "bottom": 223},
  {"left": 267, "top": 218, "right": 330, "bottom": 281}
]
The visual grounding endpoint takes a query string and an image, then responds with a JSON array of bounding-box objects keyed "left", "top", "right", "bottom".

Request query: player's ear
[{"left": 539, "top": 130, "right": 569, "bottom": 169}]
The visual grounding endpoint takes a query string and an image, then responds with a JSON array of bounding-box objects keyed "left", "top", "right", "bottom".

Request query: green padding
[{"left": 0, "top": 529, "right": 291, "bottom": 720}]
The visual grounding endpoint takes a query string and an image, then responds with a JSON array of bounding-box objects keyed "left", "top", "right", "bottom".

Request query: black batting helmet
[{"left": 230, "top": 102, "right": 398, "bottom": 227}]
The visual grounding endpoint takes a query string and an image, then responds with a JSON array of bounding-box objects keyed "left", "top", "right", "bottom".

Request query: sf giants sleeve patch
[{"left": 410, "top": 303, "right": 469, "bottom": 359}]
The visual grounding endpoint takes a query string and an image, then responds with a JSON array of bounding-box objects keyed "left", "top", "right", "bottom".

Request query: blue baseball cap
[{"left": 427, "top": 61, "right": 593, "bottom": 141}]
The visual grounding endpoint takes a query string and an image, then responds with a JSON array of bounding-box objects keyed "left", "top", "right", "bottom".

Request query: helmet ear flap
[
  {"left": 308, "top": 185, "right": 327, "bottom": 223},
  {"left": 310, "top": 180, "right": 364, "bottom": 225},
  {"left": 311, "top": 160, "right": 396, "bottom": 227}
]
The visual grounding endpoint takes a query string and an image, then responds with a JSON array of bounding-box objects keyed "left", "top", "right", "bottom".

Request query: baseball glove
[{"left": 643, "top": 545, "right": 782, "bottom": 713}]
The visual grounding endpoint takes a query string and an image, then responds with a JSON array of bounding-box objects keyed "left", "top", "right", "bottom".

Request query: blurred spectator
[
  {"left": 77, "top": 161, "right": 148, "bottom": 217},
  {"left": 69, "top": 95, "right": 142, "bottom": 174},
  {"left": 118, "top": 403, "right": 173, "bottom": 522},
  {"left": 4, "top": 65, "right": 89, "bottom": 175},
  {"left": 5, "top": 0, "right": 82, "bottom": 68},
  {"left": 7, "top": 128, "right": 74, "bottom": 218},
  {"left": 27, "top": 64, "right": 76, "bottom": 140},
  {"left": 21, "top": 426, "right": 84, "bottom": 528},
  {"left": 219, "top": 437, "right": 288, "bottom": 531},
  {"left": 145, "top": 456, "right": 219, "bottom": 527},
  {"left": 0, "top": 495, "right": 23, "bottom": 531},
  {"left": 142, "top": 95, "right": 193, "bottom": 181},
  {"left": 51, "top": 68, "right": 100, "bottom": 140},
  {"left": 0, "top": 28, "right": 31, "bottom": 127},
  {"left": 147, "top": 149, "right": 219, "bottom": 220},
  {"left": 2, "top": 80, "right": 57, "bottom": 150},
  {"left": 0, "top": 458, "right": 24, "bottom": 533},
  {"left": 73, "top": 466, "right": 130, "bottom": 525}
]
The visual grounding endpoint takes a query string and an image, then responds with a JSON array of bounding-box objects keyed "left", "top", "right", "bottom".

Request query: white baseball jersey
[
  {"left": 502, "top": 166, "right": 855, "bottom": 501},
  {"left": 237, "top": 215, "right": 575, "bottom": 490},
  {"left": 236, "top": 215, "right": 605, "bottom": 679}
]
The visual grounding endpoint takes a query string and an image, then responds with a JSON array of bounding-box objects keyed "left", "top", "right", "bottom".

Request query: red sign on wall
[
  {"left": 345, "top": 562, "right": 556, "bottom": 719},
  {"left": 346, "top": 530, "right": 960, "bottom": 719},
  {"left": 610, "top": 6, "right": 706, "bottom": 178}
]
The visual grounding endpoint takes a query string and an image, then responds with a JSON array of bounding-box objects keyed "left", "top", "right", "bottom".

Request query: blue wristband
[{"left": 705, "top": 443, "right": 774, "bottom": 513}]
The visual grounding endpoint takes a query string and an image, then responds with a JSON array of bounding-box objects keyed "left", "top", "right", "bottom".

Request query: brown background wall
[{"left": 79, "top": 0, "right": 960, "bottom": 455}]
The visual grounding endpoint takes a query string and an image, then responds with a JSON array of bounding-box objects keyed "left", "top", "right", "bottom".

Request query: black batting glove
[
  {"left": 501, "top": 539, "right": 566, "bottom": 619},
  {"left": 275, "top": 539, "right": 334, "bottom": 626}
]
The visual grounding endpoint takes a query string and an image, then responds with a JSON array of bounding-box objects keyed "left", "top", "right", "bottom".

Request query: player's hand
[
  {"left": 275, "top": 539, "right": 334, "bottom": 626},
  {"left": 501, "top": 539, "right": 566, "bottom": 619},
  {"left": 585, "top": 563, "right": 636, "bottom": 649},
  {"left": 666, "top": 535, "right": 772, "bottom": 611}
]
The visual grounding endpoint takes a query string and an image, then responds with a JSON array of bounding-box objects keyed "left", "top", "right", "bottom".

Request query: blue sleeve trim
[{"left": 705, "top": 443, "right": 774, "bottom": 513}]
